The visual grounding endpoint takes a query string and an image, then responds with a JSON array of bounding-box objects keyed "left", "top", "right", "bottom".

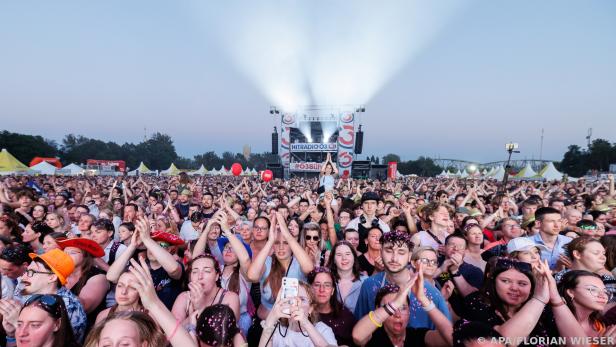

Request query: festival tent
[
  {"left": 251, "top": 168, "right": 258, "bottom": 175},
  {"left": 160, "top": 163, "right": 181, "bottom": 176},
  {"left": 437, "top": 170, "right": 448, "bottom": 178},
  {"left": 491, "top": 166, "right": 506, "bottom": 181},
  {"left": 188, "top": 164, "right": 208, "bottom": 176},
  {"left": 481, "top": 169, "right": 488, "bottom": 176},
  {"left": 514, "top": 163, "right": 537, "bottom": 179},
  {"left": 460, "top": 170, "right": 469, "bottom": 178},
  {"left": 537, "top": 162, "right": 565, "bottom": 181},
  {"left": 0, "top": 149, "right": 31, "bottom": 175},
  {"left": 57, "top": 163, "right": 85, "bottom": 176},
  {"left": 30, "top": 160, "right": 58, "bottom": 175},
  {"left": 128, "top": 162, "right": 154, "bottom": 176},
  {"left": 454, "top": 170, "right": 462, "bottom": 177},
  {"left": 30, "top": 157, "right": 62, "bottom": 169}
]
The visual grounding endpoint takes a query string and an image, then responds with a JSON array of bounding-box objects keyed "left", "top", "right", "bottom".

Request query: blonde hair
[
  {"left": 411, "top": 246, "right": 438, "bottom": 261},
  {"left": 84, "top": 311, "right": 165, "bottom": 347}
]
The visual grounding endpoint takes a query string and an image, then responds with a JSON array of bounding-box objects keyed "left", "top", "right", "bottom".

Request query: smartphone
[{"left": 281, "top": 277, "right": 299, "bottom": 314}]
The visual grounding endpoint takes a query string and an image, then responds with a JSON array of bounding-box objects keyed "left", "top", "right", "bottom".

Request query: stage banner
[
  {"left": 290, "top": 143, "right": 338, "bottom": 152},
  {"left": 289, "top": 162, "right": 322, "bottom": 172},
  {"left": 388, "top": 162, "right": 398, "bottom": 179},
  {"left": 337, "top": 113, "right": 355, "bottom": 177}
]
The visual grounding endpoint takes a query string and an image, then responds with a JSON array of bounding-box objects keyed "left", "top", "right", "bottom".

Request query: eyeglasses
[
  {"left": 305, "top": 235, "right": 320, "bottom": 241},
  {"left": 253, "top": 226, "right": 268, "bottom": 231},
  {"left": 417, "top": 258, "right": 438, "bottom": 266},
  {"left": 312, "top": 282, "right": 333, "bottom": 289},
  {"left": 24, "top": 294, "right": 62, "bottom": 318},
  {"left": 25, "top": 269, "right": 55, "bottom": 278},
  {"left": 446, "top": 244, "right": 465, "bottom": 250},
  {"left": 581, "top": 285, "right": 612, "bottom": 300}
]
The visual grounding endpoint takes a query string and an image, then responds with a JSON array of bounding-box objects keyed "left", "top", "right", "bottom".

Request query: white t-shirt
[
  {"left": 272, "top": 321, "right": 337, "bottom": 347},
  {"left": 179, "top": 220, "right": 199, "bottom": 241}
]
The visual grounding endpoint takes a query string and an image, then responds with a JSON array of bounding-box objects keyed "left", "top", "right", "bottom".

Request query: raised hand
[
  {"left": 0, "top": 299, "right": 21, "bottom": 337},
  {"left": 128, "top": 258, "right": 158, "bottom": 309},
  {"left": 391, "top": 272, "right": 418, "bottom": 310}
]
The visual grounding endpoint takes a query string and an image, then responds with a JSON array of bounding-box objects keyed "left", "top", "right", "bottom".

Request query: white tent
[
  {"left": 30, "top": 161, "right": 57, "bottom": 175},
  {"left": 491, "top": 166, "right": 506, "bottom": 180},
  {"left": 481, "top": 169, "right": 488, "bottom": 176},
  {"left": 160, "top": 163, "right": 181, "bottom": 176},
  {"left": 189, "top": 164, "right": 208, "bottom": 176},
  {"left": 128, "top": 162, "right": 154, "bottom": 176},
  {"left": 209, "top": 168, "right": 219, "bottom": 176},
  {"left": 57, "top": 163, "right": 84, "bottom": 176},
  {"left": 460, "top": 170, "right": 469, "bottom": 178},
  {"left": 251, "top": 168, "right": 257, "bottom": 175},
  {"left": 454, "top": 170, "right": 462, "bottom": 177},
  {"left": 437, "top": 170, "right": 448, "bottom": 177},
  {"left": 515, "top": 163, "right": 537, "bottom": 179},
  {"left": 538, "top": 162, "right": 565, "bottom": 181}
]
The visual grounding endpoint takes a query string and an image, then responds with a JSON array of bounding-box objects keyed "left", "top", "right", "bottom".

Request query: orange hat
[
  {"left": 57, "top": 238, "right": 105, "bottom": 258},
  {"left": 29, "top": 249, "right": 74, "bottom": 286}
]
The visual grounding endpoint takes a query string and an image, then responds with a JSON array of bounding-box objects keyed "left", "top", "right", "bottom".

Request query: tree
[
  {"left": 0, "top": 131, "right": 58, "bottom": 164},
  {"left": 588, "top": 139, "right": 614, "bottom": 172},
  {"left": 382, "top": 154, "right": 401, "bottom": 164},
  {"left": 560, "top": 145, "right": 587, "bottom": 177}
]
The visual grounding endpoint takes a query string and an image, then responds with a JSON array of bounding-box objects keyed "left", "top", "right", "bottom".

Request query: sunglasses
[
  {"left": 495, "top": 257, "right": 532, "bottom": 273},
  {"left": 305, "top": 235, "right": 320, "bottom": 241},
  {"left": 24, "top": 294, "right": 62, "bottom": 318}
]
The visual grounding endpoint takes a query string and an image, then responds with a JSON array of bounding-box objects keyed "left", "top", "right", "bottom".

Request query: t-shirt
[
  {"left": 461, "top": 291, "right": 558, "bottom": 347},
  {"left": 365, "top": 326, "right": 428, "bottom": 347},
  {"left": 354, "top": 271, "right": 451, "bottom": 329},
  {"left": 358, "top": 254, "right": 376, "bottom": 276},
  {"left": 259, "top": 256, "right": 306, "bottom": 310},
  {"left": 319, "top": 307, "right": 357, "bottom": 347},
  {"left": 271, "top": 321, "right": 337, "bottom": 347},
  {"left": 149, "top": 260, "right": 185, "bottom": 309},
  {"left": 179, "top": 220, "right": 199, "bottom": 241}
]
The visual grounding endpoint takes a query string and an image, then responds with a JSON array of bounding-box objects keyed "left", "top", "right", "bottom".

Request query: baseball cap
[
  {"left": 455, "top": 207, "right": 471, "bottom": 215},
  {"left": 29, "top": 249, "right": 74, "bottom": 285},
  {"left": 57, "top": 238, "right": 105, "bottom": 258},
  {"left": 217, "top": 237, "right": 252, "bottom": 259},
  {"left": 506, "top": 237, "right": 547, "bottom": 254}
]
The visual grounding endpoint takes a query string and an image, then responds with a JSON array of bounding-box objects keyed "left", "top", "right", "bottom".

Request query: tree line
[{"left": 1, "top": 130, "right": 613, "bottom": 176}]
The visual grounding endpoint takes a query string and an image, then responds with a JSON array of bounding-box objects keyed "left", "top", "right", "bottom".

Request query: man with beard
[
  {"left": 5, "top": 249, "right": 87, "bottom": 342},
  {"left": 201, "top": 191, "right": 217, "bottom": 219},
  {"left": 354, "top": 231, "right": 451, "bottom": 329}
]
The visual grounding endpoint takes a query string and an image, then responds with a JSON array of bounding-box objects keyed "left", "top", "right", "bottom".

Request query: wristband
[
  {"left": 532, "top": 296, "right": 547, "bottom": 305},
  {"left": 383, "top": 303, "right": 395, "bottom": 316},
  {"left": 422, "top": 301, "right": 435, "bottom": 312},
  {"left": 6, "top": 337, "right": 16, "bottom": 343},
  {"left": 368, "top": 311, "right": 383, "bottom": 328}
]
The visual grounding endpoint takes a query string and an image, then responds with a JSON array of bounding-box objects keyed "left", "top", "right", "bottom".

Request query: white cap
[{"left": 506, "top": 237, "right": 548, "bottom": 254}]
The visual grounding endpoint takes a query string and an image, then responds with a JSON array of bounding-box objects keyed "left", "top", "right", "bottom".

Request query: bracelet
[
  {"left": 6, "top": 337, "right": 16, "bottom": 343},
  {"left": 368, "top": 311, "right": 383, "bottom": 328},
  {"left": 383, "top": 303, "right": 395, "bottom": 316},
  {"left": 260, "top": 320, "right": 276, "bottom": 330},
  {"left": 167, "top": 319, "right": 181, "bottom": 342},
  {"left": 532, "top": 296, "right": 547, "bottom": 305},
  {"left": 185, "top": 323, "right": 196, "bottom": 335},
  {"left": 421, "top": 301, "right": 435, "bottom": 312}
]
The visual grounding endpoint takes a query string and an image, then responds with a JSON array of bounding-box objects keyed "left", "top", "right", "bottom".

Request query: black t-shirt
[
  {"left": 358, "top": 254, "right": 376, "bottom": 276},
  {"left": 461, "top": 291, "right": 558, "bottom": 347},
  {"left": 149, "top": 260, "right": 185, "bottom": 309},
  {"left": 320, "top": 307, "right": 357, "bottom": 347},
  {"left": 365, "top": 326, "right": 428, "bottom": 347}
]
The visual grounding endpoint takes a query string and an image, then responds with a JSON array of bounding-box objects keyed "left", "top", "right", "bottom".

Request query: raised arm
[
  {"left": 324, "top": 194, "right": 338, "bottom": 245},
  {"left": 106, "top": 231, "right": 139, "bottom": 283},
  {"left": 245, "top": 218, "right": 275, "bottom": 283},
  {"left": 136, "top": 216, "right": 182, "bottom": 279},
  {"left": 218, "top": 213, "right": 252, "bottom": 277},
  {"left": 276, "top": 212, "right": 314, "bottom": 275},
  {"left": 193, "top": 216, "right": 216, "bottom": 257},
  {"left": 129, "top": 258, "right": 196, "bottom": 347}
]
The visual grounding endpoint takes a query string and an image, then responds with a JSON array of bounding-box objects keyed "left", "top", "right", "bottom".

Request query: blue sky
[{"left": 0, "top": 0, "right": 614, "bottom": 163}]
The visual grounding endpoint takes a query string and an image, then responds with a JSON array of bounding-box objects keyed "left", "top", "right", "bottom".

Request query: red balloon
[
  {"left": 261, "top": 169, "right": 273, "bottom": 182},
  {"left": 231, "top": 163, "right": 242, "bottom": 176}
]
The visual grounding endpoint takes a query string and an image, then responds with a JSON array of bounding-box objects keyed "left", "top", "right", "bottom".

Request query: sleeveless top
[{"left": 70, "top": 266, "right": 108, "bottom": 330}]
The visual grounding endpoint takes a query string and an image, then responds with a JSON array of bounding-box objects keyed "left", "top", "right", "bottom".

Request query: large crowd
[{"left": 0, "top": 164, "right": 615, "bottom": 347}]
